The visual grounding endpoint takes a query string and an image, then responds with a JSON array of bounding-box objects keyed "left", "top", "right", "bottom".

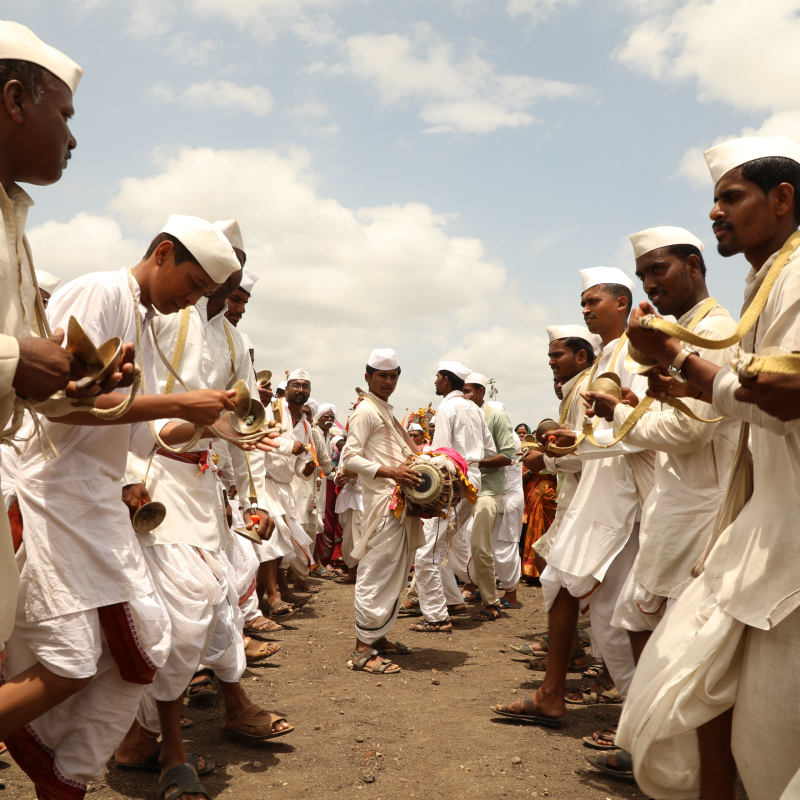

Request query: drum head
[{"left": 405, "top": 462, "right": 441, "bottom": 504}]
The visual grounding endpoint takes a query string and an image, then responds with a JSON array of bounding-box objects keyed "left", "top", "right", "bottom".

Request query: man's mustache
[{"left": 713, "top": 220, "right": 734, "bottom": 233}]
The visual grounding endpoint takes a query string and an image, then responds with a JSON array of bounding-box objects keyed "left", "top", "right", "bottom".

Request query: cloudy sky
[{"left": 13, "top": 0, "right": 800, "bottom": 425}]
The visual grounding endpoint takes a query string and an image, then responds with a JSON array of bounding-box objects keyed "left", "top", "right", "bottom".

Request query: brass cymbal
[
  {"left": 231, "top": 379, "right": 252, "bottom": 419},
  {"left": 624, "top": 343, "right": 660, "bottom": 375},
  {"left": 229, "top": 398, "right": 267, "bottom": 435},
  {"left": 132, "top": 501, "right": 166, "bottom": 533},
  {"left": 234, "top": 526, "right": 262, "bottom": 544},
  {"left": 66, "top": 316, "right": 123, "bottom": 389},
  {"left": 589, "top": 371, "right": 623, "bottom": 400},
  {"left": 256, "top": 369, "right": 272, "bottom": 387}
]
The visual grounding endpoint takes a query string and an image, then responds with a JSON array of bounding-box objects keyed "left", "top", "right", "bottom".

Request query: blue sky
[{"left": 9, "top": 0, "right": 800, "bottom": 425}]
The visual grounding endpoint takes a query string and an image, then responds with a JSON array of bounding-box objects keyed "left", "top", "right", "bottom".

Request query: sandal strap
[
  {"left": 351, "top": 649, "right": 379, "bottom": 670},
  {"left": 159, "top": 764, "right": 208, "bottom": 800}
]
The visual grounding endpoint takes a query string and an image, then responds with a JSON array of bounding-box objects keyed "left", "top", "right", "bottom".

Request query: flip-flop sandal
[
  {"left": 525, "top": 649, "right": 590, "bottom": 673},
  {"left": 294, "top": 583, "right": 321, "bottom": 593},
  {"left": 447, "top": 603, "right": 467, "bottom": 615},
  {"left": 462, "top": 590, "right": 481, "bottom": 602},
  {"left": 372, "top": 636, "right": 413, "bottom": 654},
  {"left": 474, "top": 608, "right": 501, "bottom": 621},
  {"left": 157, "top": 762, "right": 211, "bottom": 800},
  {"left": 244, "top": 637, "right": 281, "bottom": 662},
  {"left": 566, "top": 684, "right": 621, "bottom": 706},
  {"left": 585, "top": 749, "right": 634, "bottom": 780},
  {"left": 243, "top": 615, "right": 284, "bottom": 640},
  {"left": 186, "top": 669, "right": 216, "bottom": 702},
  {"left": 408, "top": 620, "right": 453, "bottom": 634},
  {"left": 398, "top": 605, "right": 424, "bottom": 617},
  {"left": 582, "top": 728, "right": 618, "bottom": 750},
  {"left": 499, "top": 598, "right": 523, "bottom": 609},
  {"left": 118, "top": 749, "right": 213, "bottom": 776},
  {"left": 490, "top": 695, "right": 563, "bottom": 728},
  {"left": 346, "top": 648, "right": 401, "bottom": 674},
  {"left": 180, "top": 717, "right": 193, "bottom": 730},
  {"left": 268, "top": 600, "right": 296, "bottom": 619},
  {"left": 222, "top": 707, "right": 294, "bottom": 741},
  {"left": 510, "top": 639, "right": 547, "bottom": 657}
]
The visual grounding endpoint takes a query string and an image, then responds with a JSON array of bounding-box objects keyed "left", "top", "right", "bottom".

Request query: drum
[{"left": 401, "top": 456, "right": 459, "bottom": 517}]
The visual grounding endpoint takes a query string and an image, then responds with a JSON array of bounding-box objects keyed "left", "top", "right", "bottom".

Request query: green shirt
[{"left": 479, "top": 403, "right": 516, "bottom": 497}]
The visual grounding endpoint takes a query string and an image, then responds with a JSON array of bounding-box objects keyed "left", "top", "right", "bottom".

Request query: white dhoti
[
  {"left": 447, "top": 499, "right": 475, "bottom": 584},
  {"left": 541, "top": 527, "right": 639, "bottom": 698},
  {"left": 136, "top": 543, "right": 224, "bottom": 726},
  {"left": 617, "top": 575, "right": 800, "bottom": 800},
  {"left": 491, "top": 491, "right": 524, "bottom": 590},
  {"left": 339, "top": 507, "right": 364, "bottom": 569},
  {"left": 610, "top": 568, "right": 669, "bottom": 633},
  {"left": 354, "top": 512, "right": 414, "bottom": 645},
  {"left": 414, "top": 516, "right": 464, "bottom": 623},
  {"left": 3, "top": 573, "right": 170, "bottom": 792}
]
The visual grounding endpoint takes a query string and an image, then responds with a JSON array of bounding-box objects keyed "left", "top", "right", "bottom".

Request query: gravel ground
[{"left": 0, "top": 579, "right": 654, "bottom": 800}]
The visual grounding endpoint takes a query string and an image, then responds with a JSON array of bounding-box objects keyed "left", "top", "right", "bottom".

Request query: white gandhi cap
[
  {"left": 546, "top": 325, "right": 602, "bottom": 353},
  {"left": 704, "top": 136, "right": 800, "bottom": 186},
  {"left": 288, "top": 368, "right": 311, "bottom": 382},
  {"left": 35, "top": 269, "right": 60, "bottom": 295},
  {"left": 368, "top": 349, "right": 399, "bottom": 371},
  {"left": 239, "top": 267, "right": 258, "bottom": 295},
  {"left": 465, "top": 372, "right": 488, "bottom": 388},
  {"left": 160, "top": 215, "right": 241, "bottom": 284},
  {"left": 629, "top": 226, "right": 705, "bottom": 259},
  {"left": 580, "top": 267, "right": 635, "bottom": 294},
  {"left": 0, "top": 21, "right": 83, "bottom": 94},
  {"left": 438, "top": 361, "right": 471, "bottom": 381}
]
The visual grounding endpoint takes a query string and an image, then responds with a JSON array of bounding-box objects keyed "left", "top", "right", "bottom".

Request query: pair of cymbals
[
  {"left": 66, "top": 316, "right": 123, "bottom": 388},
  {"left": 229, "top": 379, "right": 267, "bottom": 434},
  {"left": 132, "top": 501, "right": 167, "bottom": 533},
  {"left": 256, "top": 370, "right": 272, "bottom": 387}
]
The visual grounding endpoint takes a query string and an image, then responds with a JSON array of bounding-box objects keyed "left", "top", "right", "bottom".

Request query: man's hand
[
  {"left": 121, "top": 482, "right": 151, "bottom": 516},
  {"left": 65, "top": 341, "right": 137, "bottom": 400},
  {"left": 581, "top": 390, "right": 620, "bottom": 422},
  {"left": 334, "top": 471, "right": 347, "bottom": 487},
  {"left": 734, "top": 372, "right": 800, "bottom": 421},
  {"left": 179, "top": 388, "right": 236, "bottom": 426},
  {"left": 13, "top": 330, "right": 85, "bottom": 401},
  {"left": 245, "top": 508, "right": 275, "bottom": 540},
  {"left": 227, "top": 485, "right": 238, "bottom": 499},
  {"left": 291, "top": 441, "right": 305, "bottom": 456},
  {"left": 627, "top": 302, "right": 683, "bottom": 367},
  {"left": 646, "top": 365, "right": 701, "bottom": 400},
  {"left": 522, "top": 450, "right": 545, "bottom": 473},
  {"left": 302, "top": 459, "right": 316, "bottom": 477},
  {"left": 378, "top": 464, "right": 423, "bottom": 488},
  {"left": 542, "top": 428, "right": 577, "bottom": 451}
]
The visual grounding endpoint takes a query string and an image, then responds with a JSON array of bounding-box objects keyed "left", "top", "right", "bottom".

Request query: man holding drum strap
[{"left": 341, "top": 348, "right": 424, "bottom": 675}]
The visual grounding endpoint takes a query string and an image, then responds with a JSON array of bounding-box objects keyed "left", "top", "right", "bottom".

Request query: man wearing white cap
[
  {"left": 618, "top": 138, "right": 800, "bottom": 799},
  {"left": 341, "top": 348, "right": 425, "bottom": 674},
  {"left": 462, "top": 372, "right": 516, "bottom": 621},
  {"left": 34, "top": 269, "right": 60, "bottom": 307},
  {"left": 252, "top": 367, "right": 317, "bottom": 615},
  {"left": 224, "top": 265, "right": 257, "bottom": 328},
  {"left": 334, "top": 440, "right": 363, "bottom": 586},
  {"left": 493, "top": 266, "right": 652, "bottom": 727},
  {"left": 407, "top": 422, "right": 427, "bottom": 448},
  {"left": 0, "top": 21, "right": 140, "bottom": 702},
  {"left": 313, "top": 403, "right": 341, "bottom": 574},
  {"left": 0, "top": 214, "right": 270, "bottom": 799},
  {"left": 114, "top": 218, "right": 290, "bottom": 784}
]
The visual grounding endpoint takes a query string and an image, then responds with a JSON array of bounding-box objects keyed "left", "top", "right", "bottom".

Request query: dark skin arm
[
  {"left": 375, "top": 464, "right": 423, "bottom": 488},
  {"left": 478, "top": 454, "right": 513, "bottom": 469},
  {"left": 580, "top": 388, "right": 639, "bottom": 423},
  {"left": 121, "top": 482, "right": 150, "bottom": 516},
  {"left": 521, "top": 450, "right": 545, "bottom": 473},
  {"left": 734, "top": 373, "right": 800, "bottom": 421}
]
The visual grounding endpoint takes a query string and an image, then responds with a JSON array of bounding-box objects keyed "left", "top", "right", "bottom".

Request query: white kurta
[
  {"left": 612, "top": 302, "right": 738, "bottom": 623},
  {"left": 15, "top": 269, "right": 158, "bottom": 622},
  {"left": 618, "top": 245, "right": 800, "bottom": 800},
  {"left": 536, "top": 368, "right": 590, "bottom": 559},
  {"left": 491, "top": 432, "right": 524, "bottom": 589},
  {"left": 335, "top": 467, "right": 364, "bottom": 569}
]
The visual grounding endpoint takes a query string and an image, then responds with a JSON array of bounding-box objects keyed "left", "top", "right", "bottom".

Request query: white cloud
[
  {"left": 289, "top": 101, "right": 330, "bottom": 119},
  {"left": 507, "top": 0, "right": 581, "bottom": 24},
  {"left": 616, "top": 0, "right": 800, "bottom": 114},
  {"left": 27, "top": 213, "right": 145, "bottom": 285},
  {"left": 29, "top": 146, "right": 564, "bottom": 423},
  {"left": 151, "top": 81, "right": 276, "bottom": 116},
  {"left": 331, "top": 23, "right": 588, "bottom": 134}
]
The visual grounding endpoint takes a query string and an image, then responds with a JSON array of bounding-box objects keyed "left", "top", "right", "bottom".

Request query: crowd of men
[{"left": 1, "top": 18, "right": 800, "bottom": 800}]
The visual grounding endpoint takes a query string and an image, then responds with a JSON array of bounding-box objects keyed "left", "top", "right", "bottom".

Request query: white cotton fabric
[
  {"left": 212, "top": 219, "right": 244, "bottom": 253},
  {"left": 580, "top": 267, "right": 635, "bottom": 293},
  {"left": 629, "top": 226, "right": 705, "bottom": 259},
  {"left": 34, "top": 269, "right": 60, "bottom": 294},
  {"left": 0, "top": 21, "right": 83, "bottom": 93},
  {"left": 415, "top": 516, "right": 464, "bottom": 622},
  {"left": 438, "top": 360, "right": 471, "bottom": 380},
  {"left": 546, "top": 325, "right": 601, "bottom": 352},
  {"left": 15, "top": 269, "right": 159, "bottom": 622},
  {"left": 705, "top": 135, "right": 800, "bottom": 185},
  {"left": 339, "top": 507, "right": 364, "bottom": 569},
  {"left": 354, "top": 512, "right": 414, "bottom": 644},
  {"left": 491, "top": 435, "right": 524, "bottom": 588},
  {"left": 288, "top": 368, "right": 311, "bottom": 381},
  {"left": 367, "top": 348, "right": 399, "bottom": 370},
  {"left": 161, "top": 214, "right": 240, "bottom": 284}
]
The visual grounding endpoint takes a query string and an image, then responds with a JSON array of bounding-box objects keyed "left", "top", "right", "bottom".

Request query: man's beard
[{"left": 714, "top": 222, "right": 741, "bottom": 257}]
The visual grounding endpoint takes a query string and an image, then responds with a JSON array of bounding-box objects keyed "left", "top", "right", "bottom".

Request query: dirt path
[{"left": 0, "top": 580, "right": 646, "bottom": 800}]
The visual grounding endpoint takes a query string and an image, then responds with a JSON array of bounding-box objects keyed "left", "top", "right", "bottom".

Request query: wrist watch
[{"left": 667, "top": 346, "right": 699, "bottom": 383}]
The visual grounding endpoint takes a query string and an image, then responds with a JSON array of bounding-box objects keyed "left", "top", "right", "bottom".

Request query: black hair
[
  {"left": 439, "top": 369, "right": 465, "bottom": 391},
  {"left": 601, "top": 283, "right": 632, "bottom": 316},
  {"left": 667, "top": 243, "right": 707, "bottom": 278},
  {"left": 562, "top": 336, "right": 596, "bottom": 366},
  {"left": 515, "top": 423, "right": 531, "bottom": 434},
  {"left": 0, "top": 59, "right": 51, "bottom": 104},
  {"left": 144, "top": 232, "right": 201, "bottom": 266},
  {"left": 366, "top": 365, "right": 402, "bottom": 377},
  {"left": 741, "top": 156, "right": 800, "bottom": 224}
]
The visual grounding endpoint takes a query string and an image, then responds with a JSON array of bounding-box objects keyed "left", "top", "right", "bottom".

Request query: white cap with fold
[
  {"left": 211, "top": 219, "right": 244, "bottom": 253},
  {"left": 438, "top": 360, "right": 471, "bottom": 381},
  {"left": 0, "top": 21, "right": 83, "bottom": 94},
  {"left": 546, "top": 324, "right": 602, "bottom": 352},
  {"left": 288, "top": 368, "right": 311, "bottom": 382},
  {"left": 408, "top": 422, "right": 424, "bottom": 432},
  {"left": 465, "top": 372, "right": 488, "bottom": 388},
  {"left": 705, "top": 136, "right": 800, "bottom": 186},
  {"left": 35, "top": 269, "right": 61, "bottom": 295},
  {"left": 580, "top": 267, "right": 635, "bottom": 294},
  {"left": 368, "top": 348, "right": 399, "bottom": 371},
  {"left": 629, "top": 226, "right": 705, "bottom": 259},
  {"left": 239, "top": 267, "right": 258, "bottom": 295},
  {"left": 160, "top": 215, "right": 240, "bottom": 284}
]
